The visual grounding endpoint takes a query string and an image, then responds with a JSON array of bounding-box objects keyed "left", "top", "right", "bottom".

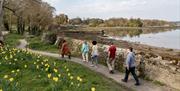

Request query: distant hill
[{"left": 170, "top": 21, "right": 180, "bottom": 26}]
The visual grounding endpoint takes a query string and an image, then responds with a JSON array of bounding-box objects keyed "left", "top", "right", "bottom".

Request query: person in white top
[{"left": 91, "top": 41, "right": 99, "bottom": 67}]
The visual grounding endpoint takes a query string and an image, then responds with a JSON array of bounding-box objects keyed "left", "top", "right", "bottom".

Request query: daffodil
[
  {"left": 79, "top": 78, "right": 83, "bottom": 82},
  {"left": 70, "top": 76, "right": 73, "bottom": 80},
  {"left": 91, "top": 87, "right": 96, "bottom": 91},
  {"left": 9, "top": 78, "right": 14, "bottom": 82},
  {"left": 4, "top": 75, "right": 8, "bottom": 79},
  {"left": 66, "top": 69, "right": 69, "bottom": 72},
  {"left": 11, "top": 70, "right": 15, "bottom": 73},
  {"left": 0, "top": 88, "right": 2, "bottom": 91},
  {"left": 24, "top": 64, "right": 27, "bottom": 68},
  {"left": 58, "top": 74, "right": 61, "bottom": 77},
  {"left": 48, "top": 74, "right": 51, "bottom": 78},
  {"left": 45, "top": 68, "right": 49, "bottom": 71},
  {"left": 68, "top": 73, "right": 71, "bottom": 76},
  {"left": 53, "top": 77, "right": 58, "bottom": 82},
  {"left": 53, "top": 68, "right": 58, "bottom": 73},
  {"left": 77, "top": 76, "right": 80, "bottom": 81},
  {"left": 71, "top": 82, "right": 74, "bottom": 85},
  {"left": 36, "top": 65, "right": 39, "bottom": 69},
  {"left": 14, "top": 59, "right": 17, "bottom": 61},
  {"left": 10, "top": 55, "right": 13, "bottom": 59}
]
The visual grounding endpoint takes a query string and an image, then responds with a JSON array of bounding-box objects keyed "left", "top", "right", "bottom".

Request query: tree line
[
  {"left": 0, "top": 0, "right": 55, "bottom": 36},
  {"left": 54, "top": 14, "right": 174, "bottom": 27},
  {"left": 0, "top": 0, "right": 175, "bottom": 39}
]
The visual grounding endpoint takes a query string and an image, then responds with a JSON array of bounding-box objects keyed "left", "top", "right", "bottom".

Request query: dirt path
[{"left": 18, "top": 39, "right": 178, "bottom": 91}]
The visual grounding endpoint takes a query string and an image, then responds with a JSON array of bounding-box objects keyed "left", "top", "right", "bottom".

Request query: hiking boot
[
  {"left": 109, "top": 70, "right": 114, "bottom": 74},
  {"left": 121, "top": 79, "right": 127, "bottom": 83},
  {"left": 68, "top": 55, "right": 71, "bottom": 59},
  {"left": 135, "top": 83, "right": 140, "bottom": 86}
]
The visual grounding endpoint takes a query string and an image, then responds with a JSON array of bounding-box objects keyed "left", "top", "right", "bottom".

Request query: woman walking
[
  {"left": 60, "top": 40, "right": 71, "bottom": 59},
  {"left": 91, "top": 41, "right": 99, "bottom": 67},
  {"left": 81, "top": 41, "right": 89, "bottom": 62}
]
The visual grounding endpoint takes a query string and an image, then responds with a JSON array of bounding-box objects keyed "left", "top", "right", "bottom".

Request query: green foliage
[
  {"left": 4, "top": 33, "right": 23, "bottom": 47},
  {"left": 27, "top": 36, "right": 58, "bottom": 53},
  {"left": 54, "top": 14, "right": 68, "bottom": 25},
  {"left": 69, "top": 18, "right": 82, "bottom": 25}
]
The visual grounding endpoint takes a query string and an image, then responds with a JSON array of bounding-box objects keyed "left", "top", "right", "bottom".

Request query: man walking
[
  {"left": 122, "top": 47, "right": 140, "bottom": 86},
  {"left": 107, "top": 42, "right": 116, "bottom": 74}
]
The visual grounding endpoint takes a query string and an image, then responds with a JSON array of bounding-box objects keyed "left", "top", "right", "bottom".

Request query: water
[{"left": 108, "top": 29, "right": 180, "bottom": 49}]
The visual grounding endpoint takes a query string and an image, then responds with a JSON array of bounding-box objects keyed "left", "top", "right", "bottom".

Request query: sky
[{"left": 43, "top": 0, "right": 180, "bottom": 21}]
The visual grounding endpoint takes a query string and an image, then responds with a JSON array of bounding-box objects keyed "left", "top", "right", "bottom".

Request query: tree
[
  {"left": 2, "top": 0, "right": 55, "bottom": 35},
  {"left": 0, "top": 0, "right": 5, "bottom": 40},
  {"left": 54, "top": 14, "right": 68, "bottom": 25},
  {"left": 69, "top": 17, "right": 82, "bottom": 25}
]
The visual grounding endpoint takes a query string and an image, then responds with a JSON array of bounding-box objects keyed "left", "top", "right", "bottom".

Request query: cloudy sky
[{"left": 43, "top": 0, "right": 180, "bottom": 21}]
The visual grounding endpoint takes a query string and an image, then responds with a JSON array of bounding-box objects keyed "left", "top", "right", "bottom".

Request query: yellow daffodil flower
[
  {"left": 54, "top": 68, "right": 58, "bottom": 73},
  {"left": 91, "top": 87, "right": 96, "bottom": 91},
  {"left": 53, "top": 77, "right": 58, "bottom": 82},
  {"left": 48, "top": 74, "right": 51, "bottom": 78},
  {"left": 9, "top": 78, "right": 14, "bottom": 82},
  {"left": 4, "top": 75, "right": 8, "bottom": 79}
]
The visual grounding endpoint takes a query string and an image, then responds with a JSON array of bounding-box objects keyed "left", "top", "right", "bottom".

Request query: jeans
[
  {"left": 91, "top": 55, "right": 98, "bottom": 66},
  {"left": 106, "top": 58, "right": 115, "bottom": 71},
  {"left": 124, "top": 67, "right": 139, "bottom": 84}
]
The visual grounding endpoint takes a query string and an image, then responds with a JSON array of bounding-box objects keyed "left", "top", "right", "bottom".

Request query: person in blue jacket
[
  {"left": 81, "top": 41, "right": 89, "bottom": 62},
  {"left": 122, "top": 47, "right": 140, "bottom": 86}
]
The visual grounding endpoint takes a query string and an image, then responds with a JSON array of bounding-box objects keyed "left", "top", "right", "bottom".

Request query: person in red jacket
[
  {"left": 60, "top": 40, "right": 71, "bottom": 59},
  {"left": 107, "top": 42, "right": 117, "bottom": 74}
]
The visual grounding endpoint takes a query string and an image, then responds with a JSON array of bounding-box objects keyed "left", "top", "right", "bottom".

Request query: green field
[{"left": 0, "top": 44, "right": 128, "bottom": 91}]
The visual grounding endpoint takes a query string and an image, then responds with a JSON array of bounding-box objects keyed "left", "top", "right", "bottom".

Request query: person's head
[
  {"left": 92, "top": 41, "right": 97, "bottom": 45},
  {"left": 110, "top": 41, "right": 114, "bottom": 45},
  {"left": 128, "top": 47, "right": 133, "bottom": 52},
  {"left": 84, "top": 41, "right": 87, "bottom": 44},
  {"left": 63, "top": 40, "right": 66, "bottom": 43}
]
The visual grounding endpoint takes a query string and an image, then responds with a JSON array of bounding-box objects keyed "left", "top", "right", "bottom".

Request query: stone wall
[{"left": 57, "top": 37, "right": 180, "bottom": 90}]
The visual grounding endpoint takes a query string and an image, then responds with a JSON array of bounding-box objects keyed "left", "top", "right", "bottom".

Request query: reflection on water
[
  {"left": 105, "top": 28, "right": 173, "bottom": 37},
  {"left": 108, "top": 29, "right": 180, "bottom": 49}
]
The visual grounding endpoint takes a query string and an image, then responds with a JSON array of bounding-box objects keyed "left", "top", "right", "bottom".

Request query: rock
[{"left": 169, "top": 66, "right": 177, "bottom": 72}]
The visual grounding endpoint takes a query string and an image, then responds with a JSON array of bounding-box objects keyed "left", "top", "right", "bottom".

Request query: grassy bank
[
  {"left": 4, "top": 33, "right": 24, "bottom": 47},
  {"left": 0, "top": 47, "right": 128, "bottom": 91},
  {"left": 27, "top": 36, "right": 58, "bottom": 53}
]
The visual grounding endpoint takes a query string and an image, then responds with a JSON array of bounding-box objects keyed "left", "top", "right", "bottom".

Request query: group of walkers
[{"left": 59, "top": 39, "right": 140, "bottom": 86}]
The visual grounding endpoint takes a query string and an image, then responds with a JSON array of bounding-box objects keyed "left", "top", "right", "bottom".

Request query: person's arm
[
  {"left": 61, "top": 43, "right": 65, "bottom": 52},
  {"left": 126, "top": 54, "right": 131, "bottom": 70},
  {"left": 91, "top": 46, "right": 94, "bottom": 56},
  {"left": 108, "top": 47, "right": 111, "bottom": 58},
  {"left": 81, "top": 44, "right": 84, "bottom": 52}
]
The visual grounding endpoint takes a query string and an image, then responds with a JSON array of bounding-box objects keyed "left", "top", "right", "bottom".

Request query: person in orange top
[{"left": 60, "top": 40, "right": 71, "bottom": 59}]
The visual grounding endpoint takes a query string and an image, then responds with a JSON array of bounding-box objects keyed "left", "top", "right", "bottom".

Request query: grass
[
  {"left": 4, "top": 33, "right": 24, "bottom": 47},
  {"left": 0, "top": 46, "right": 129, "bottom": 91},
  {"left": 27, "top": 36, "right": 58, "bottom": 53}
]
